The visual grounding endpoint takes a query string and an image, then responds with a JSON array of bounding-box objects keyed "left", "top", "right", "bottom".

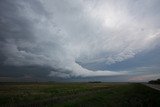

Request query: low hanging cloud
[{"left": 0, "top": 0, "right": 160, "bottom": 78}]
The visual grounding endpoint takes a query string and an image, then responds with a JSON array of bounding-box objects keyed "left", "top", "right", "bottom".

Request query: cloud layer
[{"left": 0, "top": 0, "right": 160, "bottom": 79}]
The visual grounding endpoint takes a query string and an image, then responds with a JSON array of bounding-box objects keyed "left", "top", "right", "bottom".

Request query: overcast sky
[{"left": 0, "top": 0, "right": 160, "bottom": 82}]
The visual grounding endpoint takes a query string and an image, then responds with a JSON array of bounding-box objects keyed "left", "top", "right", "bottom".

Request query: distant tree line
[
  {"left": 88, "top": 81, "right": 102, "bottom": 83},
  {"left": 148, "top": 79, "right": 160, "bottom": 84}
]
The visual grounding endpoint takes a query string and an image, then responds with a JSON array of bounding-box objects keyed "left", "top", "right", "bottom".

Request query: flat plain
[{"left": 0, "top": 82, "right": 160, "bottom": 107}]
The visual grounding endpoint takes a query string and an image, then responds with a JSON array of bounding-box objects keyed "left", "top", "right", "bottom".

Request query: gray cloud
[{"left": 0, "top": 0, "right": 160, "bottom": 80}]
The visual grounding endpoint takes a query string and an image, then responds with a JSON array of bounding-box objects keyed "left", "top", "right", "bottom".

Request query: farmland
[{"left": 0, "top": 82, "right": 160, "bottom": 107}]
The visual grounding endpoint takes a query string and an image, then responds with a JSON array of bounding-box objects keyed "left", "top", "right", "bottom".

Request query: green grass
[{"left": 0, "top": 82, "right": 160, "bottom": 107}]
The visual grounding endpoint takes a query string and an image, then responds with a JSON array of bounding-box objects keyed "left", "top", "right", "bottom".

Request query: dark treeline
[
  {"left": 148, "top": 79, "right": 160, "bottom": 84},
  {"left": 88, "top": 81, "right": 102, "bottom": 83}
]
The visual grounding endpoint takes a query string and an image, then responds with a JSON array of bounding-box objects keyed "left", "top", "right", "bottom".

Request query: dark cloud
[{"left": 0, "top": 0, "right": 160, "bottom": 82}]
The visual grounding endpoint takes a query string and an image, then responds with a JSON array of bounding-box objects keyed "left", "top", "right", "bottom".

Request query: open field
[{"left": 0, "top": 82, "right": 160, "bottom": 107}]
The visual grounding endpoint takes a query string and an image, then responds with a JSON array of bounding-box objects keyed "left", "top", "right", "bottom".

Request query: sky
[{"left": 0, "top": 0, "right": 160, "bottom": 82}]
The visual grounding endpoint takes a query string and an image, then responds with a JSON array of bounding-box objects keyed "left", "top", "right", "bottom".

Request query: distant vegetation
[
  {"left": 88, "top": 81, "right": 102, "bottom": 83},
  {"left": 148, "top": 79, "right": 160, "bottom": 84},
  {"left": 0, "top": 82, "right": 160, "bottom": 107}
]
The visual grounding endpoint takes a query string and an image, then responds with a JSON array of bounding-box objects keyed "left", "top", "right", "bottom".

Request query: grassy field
[{"left": 0, "top": 82, "right": 160, "bottom": 107}]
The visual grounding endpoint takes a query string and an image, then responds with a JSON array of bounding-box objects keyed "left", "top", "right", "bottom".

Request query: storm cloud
[{"left": 0, "top": 0, "right": 160, "bottom": 81}]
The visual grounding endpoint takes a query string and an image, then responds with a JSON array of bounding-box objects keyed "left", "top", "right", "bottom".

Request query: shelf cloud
[{"left": 0, "top": 0, "right": 160, "bottom": 81}]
